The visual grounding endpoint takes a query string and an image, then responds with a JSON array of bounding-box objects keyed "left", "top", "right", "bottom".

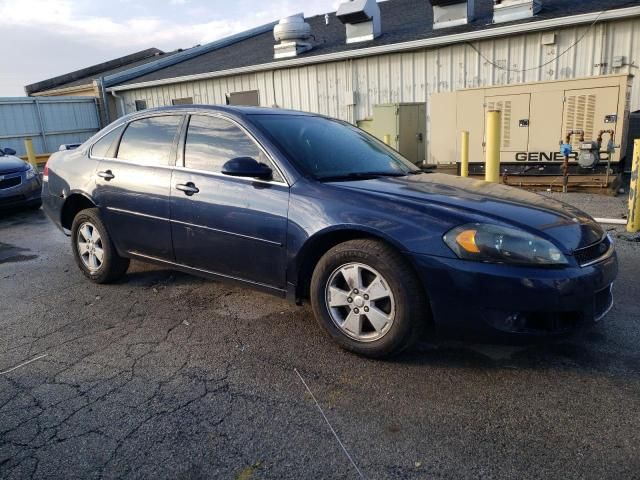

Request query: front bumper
[
  {"left": 412, "top": 250, "right": 618, "bottom": 336},
  {"left": 0, "top": 172, "right": 41, "bottom": 210}
]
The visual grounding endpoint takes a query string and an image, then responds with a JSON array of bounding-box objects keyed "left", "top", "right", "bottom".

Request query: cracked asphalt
[{"left": 1, "top": 193, "right": 639, "bottom": 480}]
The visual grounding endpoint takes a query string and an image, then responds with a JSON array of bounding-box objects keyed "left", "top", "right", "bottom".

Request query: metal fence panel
[{"left": 0, "top": 97, "right": 100, "bottom": 156}]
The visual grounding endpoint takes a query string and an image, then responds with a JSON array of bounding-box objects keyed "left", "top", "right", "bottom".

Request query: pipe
[
  {"left": 485, "top": 111, "right": 501, "bottom": 183},
  {"left": 99, "top": 77, "right": 111, "bottom": 126},
  {"left": 460, "top": 131, "right": 469, "bottom": 178},
  {"left": 595, "top": 218, "right": 627, "bottom": 225},
  {"left": 628, "top": 139, "right": 640, "bottom": 233},
  {"left": 111, "top": 90, "right": 126, "bottom": 118},
  {"left": 562, "top": 130, "right": 585, "bottom": 193}
]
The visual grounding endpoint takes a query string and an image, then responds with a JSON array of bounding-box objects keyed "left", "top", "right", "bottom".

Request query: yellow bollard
[
  {"left": 627, "top": 139, "right": 640, "bottom": 233},
  {"left": 460, "top": 131, "right": 469, "bottom": 178},
  {"left": 24, "top": 138, "right": 37, "bottom": 169},
  {"left": 485, "top": 110, "right": 501, "bottom": 183},
  {"left": 383, "top": 134, "right": 391, "bottom": 146}
]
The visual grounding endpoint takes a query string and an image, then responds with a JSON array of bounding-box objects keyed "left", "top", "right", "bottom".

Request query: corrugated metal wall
[
  {"left": 119, "top": 17, "right": 640, "bottom": 157},
  {"left": 0, "top": 97, "right": 101, "bottom": 156}
]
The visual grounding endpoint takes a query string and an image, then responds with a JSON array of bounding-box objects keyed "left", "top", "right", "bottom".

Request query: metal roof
[
  {"left": 24, "top": 48, "right": 172, "bottom": 94},
  {"left": 111, "top": 0, "right": 638, "bottom": 89}
]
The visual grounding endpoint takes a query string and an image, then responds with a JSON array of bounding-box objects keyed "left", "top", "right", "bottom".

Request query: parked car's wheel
[
  {"left": 310, "top": 239, "right": 428, "bottom": 358},
  {"left": 71, "top": 208, "right": 129, "bottom": 284}
]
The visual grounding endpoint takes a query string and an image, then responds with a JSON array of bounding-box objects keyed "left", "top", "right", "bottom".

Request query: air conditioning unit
[
  {"left": 430, "top": 0, "right": 475, "bottom": 30},
  {"left": 493, "top": 0, "right": 541, "bottom": 24},
  {"left": 336, "top": 0, "right": 381, "bottom": 44}
]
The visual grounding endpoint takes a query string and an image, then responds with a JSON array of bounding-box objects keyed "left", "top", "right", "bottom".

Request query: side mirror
[
  {"left": 221, "top": 157, "right": 272, "bottom": 180},
  {"left": 3, "top": 148, "right": 16, "bottom": 156}
]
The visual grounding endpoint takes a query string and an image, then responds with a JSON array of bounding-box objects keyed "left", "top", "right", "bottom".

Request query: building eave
[
  {"left": 108, "top": 5, "right": 640, "bottom": 93},
  {"left": 28, "top": 82, "right": 98, "bottom": 97}
]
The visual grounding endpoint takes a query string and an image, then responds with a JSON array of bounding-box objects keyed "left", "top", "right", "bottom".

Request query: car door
[
  {"left": 93, "top": 114, "right": 184, "bottom": 260},
  {"left": 170, "top": 114, "right": 289, "bottom": 289}
]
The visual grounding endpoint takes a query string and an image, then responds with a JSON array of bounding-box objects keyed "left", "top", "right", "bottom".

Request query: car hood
[
  {"left": 0, "top": 155, "right": 29, "bottom": 174},
  {"left": 331, "top": 173, "right": 604, "bottom": 252}
]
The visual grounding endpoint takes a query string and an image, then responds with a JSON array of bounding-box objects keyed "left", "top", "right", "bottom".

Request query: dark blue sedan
[{"left": 42, "top": 106, "right": 617, "bottom": 358}]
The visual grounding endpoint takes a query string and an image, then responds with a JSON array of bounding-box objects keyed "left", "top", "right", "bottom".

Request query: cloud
[
  {"left": 0, "top": 0, "right": 348, "bottom": 95},
  {"left": 0, "top": 0, "right": 342, "bottom": 50}
]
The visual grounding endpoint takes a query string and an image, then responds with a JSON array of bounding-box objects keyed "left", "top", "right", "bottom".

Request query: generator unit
[
  {"left": 358, "top": 103, "right": 427, "bottom": 165},
  {"left": 430, "top": 75, "right": 632, "bottom": 176}
]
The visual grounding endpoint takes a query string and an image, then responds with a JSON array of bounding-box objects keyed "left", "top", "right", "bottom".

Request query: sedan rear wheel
[
  {"left": 311, "top": 239, "right": 428, "bottom": 358},
  {"left": 71, "top": 208, "right": 129, "bottom": 284}
]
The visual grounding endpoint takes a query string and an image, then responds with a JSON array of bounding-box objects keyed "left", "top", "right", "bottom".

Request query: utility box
[
  {"left": 358, "top": 103, "right": 427, "bottom": 165},
  {"left": 430, "top": 75, "right": 633, "bottom": 174}
]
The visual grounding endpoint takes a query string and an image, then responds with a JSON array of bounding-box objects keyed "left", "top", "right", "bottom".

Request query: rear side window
[
  {"left": 117, "top": 116, "right": 182, "bottom": 166},
  {"left": 185, "top": 115, "right": 282, "bottom": 181},
  {"left": 91, "top": 125, "right": 124, "bottom": 159}
]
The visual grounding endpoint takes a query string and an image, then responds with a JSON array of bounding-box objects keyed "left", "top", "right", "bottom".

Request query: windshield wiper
[{"left": 318, "top": 172, "right": 408, "bottom": 182}]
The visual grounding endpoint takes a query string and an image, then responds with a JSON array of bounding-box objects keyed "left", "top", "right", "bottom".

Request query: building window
[
  {"left": 227, "top": 90, "right": 260, "bottom": 107},
  {"left": 134, "top": 100, "right": 148, "bottom": 111},
  {"left": 172, "top": 97, "right": 193, "bottom": 106}
]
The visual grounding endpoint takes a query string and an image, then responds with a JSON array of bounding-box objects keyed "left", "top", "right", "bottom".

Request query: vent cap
[
  {"left": 336, "top": 0, "right": 381, "bottom": 44},
  {"left": 273, "top": 14, "right": 313, "bottom": 59},
  {"left": 430, "top": 0, "right": 475, "bottom": 30},
  {"left": 493, "top": 0, "right": 541, "bottom": 24}
]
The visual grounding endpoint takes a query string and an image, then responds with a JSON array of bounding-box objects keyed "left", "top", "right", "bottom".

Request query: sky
[{"left": 0, "top": 0, "right": 342, "bottom": 96}]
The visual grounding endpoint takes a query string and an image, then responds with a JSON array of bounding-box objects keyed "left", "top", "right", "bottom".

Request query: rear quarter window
[{"left": 90, "top": 125, "right": 125, "bottom": 159}]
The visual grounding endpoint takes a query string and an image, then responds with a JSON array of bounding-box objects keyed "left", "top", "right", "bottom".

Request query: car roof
[{"left": 134, "top": 105, "right": 317, "bottom": 117}]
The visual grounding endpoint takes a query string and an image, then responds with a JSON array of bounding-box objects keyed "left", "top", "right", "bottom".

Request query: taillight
[{"left": 43, "top": 160, "right": 49, "bottom": 181}]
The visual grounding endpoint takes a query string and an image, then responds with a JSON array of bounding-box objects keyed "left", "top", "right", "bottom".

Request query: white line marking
[
  {"left": 294, "top": 368, "right": 366, "bottom": 479},
  {"left": 0, "top": 354, "right": 48, "bottom": 376}
]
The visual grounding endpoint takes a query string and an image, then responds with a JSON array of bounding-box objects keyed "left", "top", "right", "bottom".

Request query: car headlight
[
  {"left": 443, "top": 223, "right": 568, "bottom": 266},
  {"left": 25, "top": 164, "right": 37, "bottom": 180}
]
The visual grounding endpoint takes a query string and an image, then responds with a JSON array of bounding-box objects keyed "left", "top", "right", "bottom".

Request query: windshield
[{"left": 249, "top": 114, "right": 421, "bottom": 181}]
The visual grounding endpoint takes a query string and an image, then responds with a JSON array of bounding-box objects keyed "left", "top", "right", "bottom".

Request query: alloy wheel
[
  {"left": 76, "top": 221, "right": 104, "bottom": 272},
  {"left": 325, "top": 262, "right": 396, "bottom": 342}
]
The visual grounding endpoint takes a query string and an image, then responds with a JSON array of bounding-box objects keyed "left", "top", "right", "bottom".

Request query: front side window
[
  {"left": 249, "top": 114, "right": 420, "bottom": 181},
  {"left": 117, "top": 116, "right": 182, "bottom": 166},
  {"left": 91, "top": 124, "right": 124, "bottom": 159},
  {"left": 184, "top": 115, "right": 282, "bottom": 181}
]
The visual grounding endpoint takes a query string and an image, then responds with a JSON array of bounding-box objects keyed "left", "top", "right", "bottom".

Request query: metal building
[{"left": 96, "top": 0, "right": 640, "bottom": 169}]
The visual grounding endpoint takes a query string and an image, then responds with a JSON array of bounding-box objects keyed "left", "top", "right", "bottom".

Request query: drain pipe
[
  {"left": 110, "top": 90, "right": 126, "bottom": 118},
  {"left": 99, "top": 78, "right": 110, "bottom": 126}
]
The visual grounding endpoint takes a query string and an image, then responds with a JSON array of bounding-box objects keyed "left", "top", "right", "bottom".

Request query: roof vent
[
  {"left": 336, "top": 0, "right": 381, "bottom": 44},
  {"left": 493, "top": 0, "right": 541, "bottom": 24},
  {"left": 274, "top": 14, "right": 312, "bottom": 59},
  {"left": 430, "top": 0, "right": 475, "bottom": 30}
]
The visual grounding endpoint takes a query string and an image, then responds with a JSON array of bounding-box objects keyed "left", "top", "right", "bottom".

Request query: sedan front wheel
[{"left": 310, "top": 239, "right": 428, "bottom": 358}]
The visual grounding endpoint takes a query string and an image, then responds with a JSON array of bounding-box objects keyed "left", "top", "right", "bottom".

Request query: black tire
[
  {"left": 310, "top": 239, "right": 429, "bottom": 358},
  {"left": 71, "top": 208, "right": 129, "bottom": 284},
  {"left": 27, "top": 200, "right": 42, "bottom": 210}
]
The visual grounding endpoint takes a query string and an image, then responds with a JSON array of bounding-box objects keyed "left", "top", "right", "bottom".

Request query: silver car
[{"left": 0, "top": 147, "right": 42, "bottom": 211}]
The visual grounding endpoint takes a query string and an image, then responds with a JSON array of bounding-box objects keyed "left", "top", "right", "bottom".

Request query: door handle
[
  {"left": 97, "top": 170, "right": 115, "bottom": 181},
  {"left": 176, "top": 182, "right": 199, "bottom": 196}
]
